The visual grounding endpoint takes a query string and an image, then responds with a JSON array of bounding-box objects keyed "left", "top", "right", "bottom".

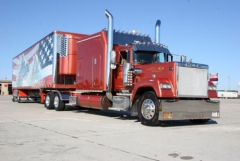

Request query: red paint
[
  {"left": 76, "top": 31, "right": 107, "bottom": 91},
  {"left": 208, "top": 81, "right": 218, "bottom": 98},
  {"left": 78, "top": 95, "right": 102, "bottom": 109}
]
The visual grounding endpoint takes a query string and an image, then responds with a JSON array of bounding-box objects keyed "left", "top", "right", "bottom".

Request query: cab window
[
  {"left": 157, "top": 53, "right": 165, "bottom": 63},
  {"left": 134, "top": 51, "right": 158, "bottom": 64},
  {"left": 119, "top": 50, "right": 129, "bottom": 64}
]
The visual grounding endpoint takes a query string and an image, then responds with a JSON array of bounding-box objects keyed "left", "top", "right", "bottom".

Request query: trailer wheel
[
  {"left": 189, "top": 119, "right": 210, "bottom": 124},
  {"left": 53, "top": 93, "right": 65, "bottom": 111},
  {"left": 45, "top": 92, "right": 54, "bottom": 109},
  {"left": 137, "top": 91, "right": 159, "bottom": 126}
]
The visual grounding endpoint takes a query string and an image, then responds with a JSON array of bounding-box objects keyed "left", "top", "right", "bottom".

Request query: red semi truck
[{"left": 12, "top": 10, "right": 220, "bottom": 126}]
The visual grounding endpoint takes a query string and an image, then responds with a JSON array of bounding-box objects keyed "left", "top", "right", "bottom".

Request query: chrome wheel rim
[
  {"left": 54, "top": 96, "right": 59, "bottom": 108},
  {"left": 45, "top": 95, "right": 50, "bottom": 107},
  {"left": 141, "top": 99, "right": 155, "bottom": 120}
]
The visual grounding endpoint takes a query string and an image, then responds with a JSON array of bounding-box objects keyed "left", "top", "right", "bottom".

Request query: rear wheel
[
  {"left": 189, "top": 119, "right": 210, "bottom": 124},
  {"left": 53, "top": 93, "right": 65, "bottom": 111},
  {"left": 137, "top": 91, "right": 159, "bottom": 126},
  {"left": 45, "top": 92, "right": 54, "bottom": 109}
]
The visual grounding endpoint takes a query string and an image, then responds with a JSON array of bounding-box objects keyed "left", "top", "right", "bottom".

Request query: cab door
[{"left": 113, "top": 49, "right": 130, "bottom": 90}]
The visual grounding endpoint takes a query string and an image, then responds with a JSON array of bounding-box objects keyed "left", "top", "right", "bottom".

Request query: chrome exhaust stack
[
  {"left": 155, "top": 20, "right": 161, "bottom": 43},
  {"left": 105, "top": 9, "right": 113, "bottom": 100}
]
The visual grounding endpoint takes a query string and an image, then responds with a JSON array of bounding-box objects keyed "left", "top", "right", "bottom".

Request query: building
[
  {"left": 238, "top": 82, "right": 240, "bottom": 97},
  {"left": 0, "top": 80, "right": 12, "bottom": 95}
]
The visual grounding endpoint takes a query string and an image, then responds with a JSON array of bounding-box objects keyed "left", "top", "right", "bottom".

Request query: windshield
[{"left": 133, "top": 51, "right": 165, "bottom": 64}]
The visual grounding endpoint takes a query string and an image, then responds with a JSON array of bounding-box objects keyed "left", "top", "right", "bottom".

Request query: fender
[
  {"left": 51, "top": 90, "right": 71, "bottom": 101},
  {"left": 131, "top": 78, "right": 175, "bottom": 102}
]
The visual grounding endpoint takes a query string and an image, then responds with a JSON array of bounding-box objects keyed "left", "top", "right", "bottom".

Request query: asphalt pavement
[{"left": 0, "top": 95, "right": 240, "bottom": 161}]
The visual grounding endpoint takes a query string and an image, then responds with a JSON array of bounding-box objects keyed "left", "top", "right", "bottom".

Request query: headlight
[
  {"left": 160, "top": 83, "right": 172, "bottom": 89},
  {"left": 208, "top": 86, "right": 217, "bottom": 91}
]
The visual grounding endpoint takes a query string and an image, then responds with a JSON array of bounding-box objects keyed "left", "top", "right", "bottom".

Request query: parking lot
[{"left": 0, "top": 95, "right": 240, "bottom": 161}]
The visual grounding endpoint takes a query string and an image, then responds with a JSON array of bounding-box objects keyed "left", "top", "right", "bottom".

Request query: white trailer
[{"left": 218, "top": 90, "right": 238, "bottom": 99}]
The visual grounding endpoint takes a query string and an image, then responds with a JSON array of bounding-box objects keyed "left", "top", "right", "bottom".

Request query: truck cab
[{"left": 110, "top": 38, "right": 219, "bottom": 126}]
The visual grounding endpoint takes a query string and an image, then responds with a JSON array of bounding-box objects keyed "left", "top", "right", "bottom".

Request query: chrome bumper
[{"left": 158, "top": 99, "right": 220, "bottom": 120}]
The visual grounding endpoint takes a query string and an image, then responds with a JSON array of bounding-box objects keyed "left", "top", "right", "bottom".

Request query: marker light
[
  {"left": 160, "top": 83, "right": 172, "bottom": 89},
  {"left": 163, "top": 112, "right": 172, "bottom": 119}
]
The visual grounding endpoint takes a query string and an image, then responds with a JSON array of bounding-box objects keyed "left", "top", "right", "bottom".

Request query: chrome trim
[
  {"left": 133, "top": 68, "right": 142, "bottom": 75},
  {"left": 159, "top": 99, "right": 220, "bottom": 120},
  {"left": 45, "top": 95, "right": 50, "bottom": 107},
  {"left": 60, "top": 35, "right": 68, "bottom": 57},
  {"left": 177, "top": 62, "right": 209, "bottom": 69},
  {"left": 176, "top": 64, "right": 208, "bottom": 98},
  {"left": 112, "top": 96, "right": 130, "bottom": 111},
  {"left": 76, "top": 90, "right": 103, "bottom": 93},
  {"left": 141, "top": 99, "right": 156, "bottom": 120},
  {"left": 116, "top": 93, "right": 132, "bottom": 96},
  {"left": 123, "top": 63, "right": 131, "bottom": 86},
  {"left": 54, "top": 95, "right": 60, "bottom": 108}
]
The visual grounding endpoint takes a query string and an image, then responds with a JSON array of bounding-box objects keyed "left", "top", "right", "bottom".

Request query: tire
[
  {"left": 17, "top": 96, "right": 21, "bottom": 103},
  {"left": 53, "top": 93, "right": 65, "bottom": 111},
  {"left": 12, "top": 97, "right": 17, "bottom": 102},
  {"left": 137, "top": 91, "right": 159, "bottom": 126},
  {"left": 45, "top": 92, "right": 54, "bottom": 109},
  {"left": 189, "top": 119, "right": 210, "bottom": 124}
]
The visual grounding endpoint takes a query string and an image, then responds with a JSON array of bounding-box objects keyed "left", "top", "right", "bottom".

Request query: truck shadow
[
  {"left": 70, "top": 107, "right": 138, "bottom": 120},
  {"left": 157, "top": 119, "right": 218, "bottom": 127},
  {"left": 68, "top": 107, "right": 218, "bottom": 127}
]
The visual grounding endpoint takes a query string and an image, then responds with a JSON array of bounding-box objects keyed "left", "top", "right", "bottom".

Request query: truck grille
[{"left": 177, "top": 63, "right": 208, "bottom": 98}]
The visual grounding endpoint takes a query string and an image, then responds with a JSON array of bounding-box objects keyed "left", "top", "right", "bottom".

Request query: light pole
[{"left": 228, "top": 76, "right": 230, "bottom": 91}]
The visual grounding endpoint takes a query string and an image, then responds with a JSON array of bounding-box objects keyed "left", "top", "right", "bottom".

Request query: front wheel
[{"left": 137, "top": 91, "right": 159, "bottom": 126}]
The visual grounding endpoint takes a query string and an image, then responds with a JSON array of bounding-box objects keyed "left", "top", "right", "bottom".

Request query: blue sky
[{"left": 1, "top": 0, "right": 240, "bottom": 90}]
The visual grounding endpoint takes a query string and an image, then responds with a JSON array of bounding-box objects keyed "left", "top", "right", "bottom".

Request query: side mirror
[
  {"left": 110, "top": 51, "right": 116, "bottom": 69},
  {"left": 110, "top": 51, "right": 116, "bottom": 64}
]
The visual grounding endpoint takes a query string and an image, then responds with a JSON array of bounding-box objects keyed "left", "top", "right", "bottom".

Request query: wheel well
[
  {"left": 135, "top": 87, "right": 155, "bottom": 97},
  {"left": 52, "top": 90, "right": 71, "bottom": 102},
  {"left": 130, "top": 87, "right": 156, "bottom": 117}
]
